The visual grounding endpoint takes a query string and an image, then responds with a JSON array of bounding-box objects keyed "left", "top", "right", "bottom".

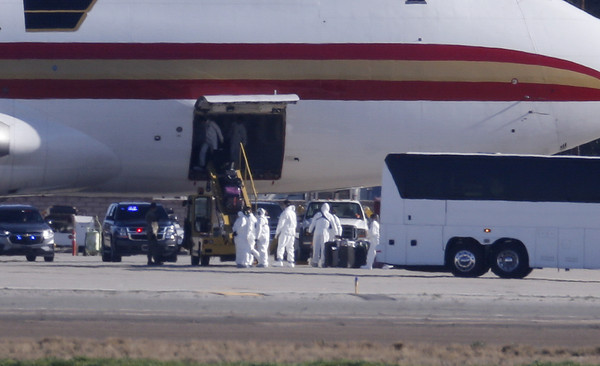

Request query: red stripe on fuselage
[
  {"left": 1, "top": 43, "right": 600, "bottom": 101},
  {"left": 1, "top": 79, "right": 600, "bottom": 101},
  {"left": 0, "top": 42, "right": 599, "bottom": 79}
]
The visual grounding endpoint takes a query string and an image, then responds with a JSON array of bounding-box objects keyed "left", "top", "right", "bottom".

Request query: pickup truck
[{"left": 297, "top": 200, "right": 368, "bottom": 261}]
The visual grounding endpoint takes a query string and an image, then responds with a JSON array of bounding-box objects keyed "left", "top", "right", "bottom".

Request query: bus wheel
[
  {"left": 490, "top": 241, "right": 532, "bottom": 279},
  {"left": 448, "top": 240, "right": 488, "bottom": 277}
]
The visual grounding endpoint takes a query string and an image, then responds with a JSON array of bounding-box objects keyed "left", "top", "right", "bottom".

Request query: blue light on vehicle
[
  {"left": 127, "top": 206, "right": 139, "bottom": 212},
  {"left": 30, "top": 235, "right": 36, "bottom": 240},
  {"left": 16, "top": 235, "right": 22, "bottom": 240}
]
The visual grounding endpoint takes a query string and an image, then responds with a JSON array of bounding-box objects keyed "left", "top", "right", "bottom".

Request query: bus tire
[
  {"left": 490, "top": 241, "right": 532, "bottom": 279},
  {"left": 447, "top": 240, "right": 489, "bottom": 278}
]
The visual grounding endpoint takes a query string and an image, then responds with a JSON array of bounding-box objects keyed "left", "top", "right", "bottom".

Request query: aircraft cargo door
[{"left": 188, "top": 94, "right": 298, "bottom": 181}]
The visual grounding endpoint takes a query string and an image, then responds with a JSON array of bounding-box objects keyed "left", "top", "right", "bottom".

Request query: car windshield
[
  {"left": 0, "top": 208, "right": 45, "bottom": 224},
  {"left": 305, "top": 202, "right": 363, "bottom": 220},
  {"left": 45, "top": 214, "right": 74, "bottom": 233},
  {"left": 115, "top": 204, "right": 169, "bottom": 221}
]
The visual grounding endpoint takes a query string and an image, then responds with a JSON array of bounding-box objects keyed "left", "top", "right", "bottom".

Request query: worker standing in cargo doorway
[
  {"left": 197, "top": 117, "right": 224, "bottom": 169},
  {"left": 361, "top": 214, "right": 380, "bottom": 269},
  {"left": 274, "top": 200, "right": 297, "bottom": 267},
  {"left": 229, "top": 119, "right": 247, "bottom": 169},
  {"left": 145, "top": 202, "right": 161, "bottom": 266},
  {"left": 308, "top": 203, "right": 334, "bottom": 267}
]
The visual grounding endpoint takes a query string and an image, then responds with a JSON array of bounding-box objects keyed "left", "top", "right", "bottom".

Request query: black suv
[
  {"left": 0, "top": 205, "right": 55, "bottom": 262},
  {"left": 101, "top": 202, "right": 178, "bottom": 262}
]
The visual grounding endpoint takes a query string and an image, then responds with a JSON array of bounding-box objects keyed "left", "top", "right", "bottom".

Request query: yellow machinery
[{"left": 183, "top": 145, "right": 257, "bottom": 266}]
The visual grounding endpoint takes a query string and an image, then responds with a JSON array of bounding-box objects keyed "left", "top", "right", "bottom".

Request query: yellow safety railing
[{"left": 239, "top": 142, "right": 259, "bottom": 206}]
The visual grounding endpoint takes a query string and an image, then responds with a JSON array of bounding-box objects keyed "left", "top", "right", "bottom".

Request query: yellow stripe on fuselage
[{"left": 0, "top": 59, "right": 599, "bottom": 89}]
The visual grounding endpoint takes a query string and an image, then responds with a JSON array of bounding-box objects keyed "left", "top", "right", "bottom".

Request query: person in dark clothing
[{"left": 145, "top": 202, "right": 161, "bottom": 265}]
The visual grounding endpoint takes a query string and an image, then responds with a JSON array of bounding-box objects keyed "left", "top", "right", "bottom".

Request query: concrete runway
[{"left": 1, "top": 252, "right": 600, "bottom": 347}]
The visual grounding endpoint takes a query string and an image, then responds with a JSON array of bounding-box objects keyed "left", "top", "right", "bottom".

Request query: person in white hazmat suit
[
  {"left": 361, "top": 213, "right": 380, "bottom": 269},
  {"left": 329, "top": 208, "right": 343, "bottom": 240},
  {"left": 232, "top": 208, "right": 255, "bottom": 268},
  {"left": 274, "top": 201, "right": 297, "bottom": 267},
  {"left": 244, "top": 208, "right": 257, "bottom": 266},
  {"left": 253, "top": 208, "right": 270, "bottom": 267},
  {"left": 308, "top": 203, "right": 337, "bottom": 267},
  {"left": 198, "top": 118, "right": 224, "bottom": 168}
]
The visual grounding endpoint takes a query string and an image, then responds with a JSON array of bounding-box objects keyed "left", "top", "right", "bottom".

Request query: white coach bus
[{"left": 379, "top": 153, "right": 600, "bottom": 279}]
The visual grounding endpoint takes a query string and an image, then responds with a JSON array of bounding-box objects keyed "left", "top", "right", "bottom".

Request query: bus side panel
[
  {"left": 406, "top": 225, "right": 444, "bottom": 265},
  {"left": 533, "top": 228, "right": 558, "bottom": 268},
  {"left": 380, "top": 167, "right": 406, "bottom": 265},
  {"left": 381, "top": 224, "right": 407, "bottom": 264},
  {"left": 584, "top": 230, "right": 600, "bottom": 269},
  {"left": 403, "top": 200, "right": 446, "bottom": 226},
  {"left": 558, "top": 229, "right": 584, "bottom": 269}
]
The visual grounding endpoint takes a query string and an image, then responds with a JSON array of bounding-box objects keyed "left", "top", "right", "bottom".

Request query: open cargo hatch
[{"left": 188, "top": 94, "right": 298, "bottom": 181}]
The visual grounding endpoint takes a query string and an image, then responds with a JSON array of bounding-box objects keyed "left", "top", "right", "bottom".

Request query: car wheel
[
  {"left": 111, "top": 249, "right": 122, "bottom": 262},
  {"left": 101, "top": 248, "right": 111, "bottom": 262},
  {"left": 44, "top": 256, "right": 54, "bottom": 262},
  {"left": 26, "top": 254, "right": 36, "bottom": 262},
  {"left": 101, "top": 235, "right": 112, "bottom": 262},
  {"left": 110, "top": 238, "right": 122, "bottom": 262},
  {"left": 191, "top": 255, "right": 200, "bottom": 266}
]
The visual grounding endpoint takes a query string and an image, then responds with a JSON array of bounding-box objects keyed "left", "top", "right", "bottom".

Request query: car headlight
[
  {"left": 115, "top": 227, "right": 128, "bottom": 238},
  {"left": 43, "top": 229, "right": 54, "bottom": 240},
  {"left": 164, "top": 225, "right": 176, "bottom": 240},
  {"left": 0, "top": 230, "right": 9, "bottom": 237}
]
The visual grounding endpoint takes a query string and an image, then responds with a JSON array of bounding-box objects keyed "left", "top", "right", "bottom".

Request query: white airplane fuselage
[{"left": 1, "top": 0, "right": 600, "bottom": 195}]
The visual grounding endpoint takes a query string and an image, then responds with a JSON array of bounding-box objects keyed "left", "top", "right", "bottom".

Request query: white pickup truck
[{"left": 297, "top": 200, "right": 368, "bottom": 261}]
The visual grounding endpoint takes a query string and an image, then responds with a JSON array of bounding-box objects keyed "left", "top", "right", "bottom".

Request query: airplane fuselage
[{"left": 1, "top": 0, "right": 600, "bottom": 195}]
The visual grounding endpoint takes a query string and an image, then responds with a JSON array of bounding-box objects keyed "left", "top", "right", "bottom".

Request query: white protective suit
[
  {"left": 362, "top": 216, "right": 380, "bottom": 269},
  {"left": 244, "top": 212, "right": 257, "bottom": 266},
  {"left": 275, "top": 205, "right": 297, "bottom": 266},
  {"left": 232, "top": 210, "right": 255, "bottom": 268},
  {"left": 199, "top": 119, "right": 224, "bottom": 167},
  {"left": 254, "top": 208, "right": 270, "bottom": 267},
  {"left": 329, "top": 210, "right": 342, "bottom": 240},
  {"left": 308, "top": 203, "right": 336, "bottom": 267}
]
